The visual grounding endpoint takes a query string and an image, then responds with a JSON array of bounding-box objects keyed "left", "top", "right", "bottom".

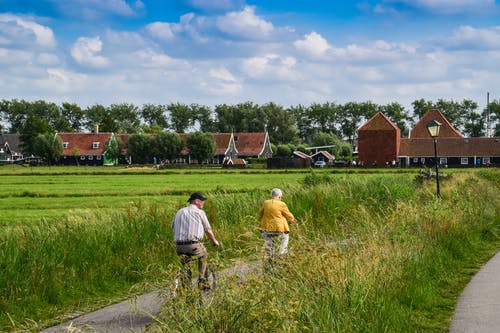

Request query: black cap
[{"left": 188, "top": 192, "right": 207, "bottom": 202}]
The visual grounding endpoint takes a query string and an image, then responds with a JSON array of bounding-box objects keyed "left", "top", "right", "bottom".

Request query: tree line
[{"left": 1, "top": 98, "right": 498, "bottom": 161}]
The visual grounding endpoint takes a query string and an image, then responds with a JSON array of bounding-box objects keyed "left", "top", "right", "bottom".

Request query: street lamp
[{"left": 426, "top": 120, "right": 442, "bottom": 198}]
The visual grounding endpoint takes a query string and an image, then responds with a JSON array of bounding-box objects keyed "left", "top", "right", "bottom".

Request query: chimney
[{"left": 93, "top": 124, "right": 99, "bottom": 134}]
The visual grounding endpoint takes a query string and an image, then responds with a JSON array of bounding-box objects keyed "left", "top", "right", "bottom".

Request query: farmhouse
[
  {"left": 358, "top": 109, "right": 500, "bottom": 167},
  {"left": 57, "top": 131, "right": 272, "bottom": 165},
  {"left": 57, "top": 132, "right": 128, "bottom": 166},
  {"left": 177, "top": 132, "right": 272, "bottom": 164},
  {"left": 0, "top": 134, "right": 23, "bottom": 162}
]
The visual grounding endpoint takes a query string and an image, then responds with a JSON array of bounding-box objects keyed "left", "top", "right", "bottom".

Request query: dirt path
[{"left": 40, "top": 261, "right": 260, "bottom": 333}]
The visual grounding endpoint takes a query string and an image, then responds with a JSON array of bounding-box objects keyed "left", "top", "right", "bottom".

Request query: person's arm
[
  {"left": 281, "top": 203, "right": 296, "bottom": 224},
  {"left": 205, "top": 229, "right": 220, "bottom": 247}
]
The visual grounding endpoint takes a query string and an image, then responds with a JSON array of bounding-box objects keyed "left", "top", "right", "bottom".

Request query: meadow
[{"left": 0, "top": 165, "right": 498, "bottom": 332}]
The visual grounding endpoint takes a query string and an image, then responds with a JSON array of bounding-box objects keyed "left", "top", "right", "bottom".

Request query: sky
[{"left": 0, "top": 0, "right": 499, "bottom": 112}]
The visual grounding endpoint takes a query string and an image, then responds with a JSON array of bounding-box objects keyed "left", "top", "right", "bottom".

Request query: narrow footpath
[
  {"left": 40, "top": 261, "right": 259, "bottom": 333},
  {"left": 449, "top": 251, "right": 500, "bottom": 333},
  {"left": 40, "top": 252, "right": 500, "bottom": 333}
]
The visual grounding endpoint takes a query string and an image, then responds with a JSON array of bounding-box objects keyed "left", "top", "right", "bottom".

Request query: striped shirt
[{"left": 171, "top": 204, "right": 212, "bottom": 242}]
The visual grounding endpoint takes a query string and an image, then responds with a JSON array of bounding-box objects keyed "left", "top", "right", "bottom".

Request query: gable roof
[
  {"left": 311, "top": 150, "right": 335, "bottom": 160},
  {"left": 0, "top": 134, "right": 22, "bottom": 153},
  {"left": 358, "top": 112, "right": 400, "bottom": 132},
  {"left": 179, "top": 132, "right": 268, "bottom": 157},
  {"left": 58, "top": 132, "right": 112, "bottom": 155},
  {"left": 410, "top": 109, "right": 463, "bottom": 138},
  {"left": 231, "top": 132, "right": 267, "bottom": 156},
  {"left": 399, "top": 137, "right": 500, "bottom": 157},
  {"left": 293, "top": 151, "right": 310, "bottom": 159}
]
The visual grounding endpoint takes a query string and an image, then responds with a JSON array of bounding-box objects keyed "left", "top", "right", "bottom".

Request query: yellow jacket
[{"left": 258, "top": 199, "right": 295, "bottom": 233}]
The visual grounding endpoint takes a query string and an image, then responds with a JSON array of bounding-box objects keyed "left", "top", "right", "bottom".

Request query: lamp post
[{"left": 426, "top": 120, "right": 442, "bottom": 198}]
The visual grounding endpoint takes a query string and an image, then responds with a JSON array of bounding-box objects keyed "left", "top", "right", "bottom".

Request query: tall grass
[
  {"left": 1, "top": 169, "right": 498, "bottom": 332},
  {"left": 157, "top": 170, "right": 499, "bottom": 332},
  {"left": 0, "top": 201, "right": 179, "bottom": 331}
]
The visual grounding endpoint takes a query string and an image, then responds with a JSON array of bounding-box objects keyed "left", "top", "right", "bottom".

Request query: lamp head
[{"left": 426, "top": 120, "right": 442, "bottom": 138}]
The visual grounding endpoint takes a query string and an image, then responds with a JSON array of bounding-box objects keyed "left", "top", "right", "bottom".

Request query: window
[
  {"left": 483, "top": 157, "right": 490, "bottom": 165},
  {"left": 96, "top": 155, "right": 102, "bottom": 160},
  {"left": 420, "top": 158, "right": 425, "bottom": 164},
  {"left": 63, "top": 142, "right": 69, "bottom": 149},
  {"left": 80, "top": 156, "right": 85, "bottom": 160},
  {"left": 88, "top": 155, "right": 93, "bottom": 160},
  {"left": 439, "top": 157, "right": 447, "bottom": 165},
  {"left": 413, "top": 157, "right": 418, "bottom": 163},
  {"left": 92, "top": 142, "right": 100, "bottom": 149},
  {"left": 461, "top": 157, "right": 469, "bottom": 165},
  {"left": 234, "top": 136, "right": 238, "bottom": 142}
]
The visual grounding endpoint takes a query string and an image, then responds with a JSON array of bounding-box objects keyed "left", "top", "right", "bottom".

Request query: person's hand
[{"left": 213, "top": 240, "right": 221, "bottom": 247}]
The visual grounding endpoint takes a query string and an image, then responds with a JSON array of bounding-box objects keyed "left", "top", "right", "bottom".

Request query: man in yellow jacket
[{"left": 258, "top": 188, "right": 296, "bottom": 262}]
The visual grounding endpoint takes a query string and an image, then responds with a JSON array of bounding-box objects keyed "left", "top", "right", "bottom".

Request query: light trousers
[{"left": 261, "top": 231, "right": 289, "bottom": 259}]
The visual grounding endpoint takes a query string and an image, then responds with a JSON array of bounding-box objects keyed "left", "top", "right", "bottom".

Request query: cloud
[
  {"left": 0, "top": 14, "right": 56, "bottom": 48},
  {"left": 133, "top": 48, "right": 187, "bottom": 68},
  {"left": 146, "top": 22, "right": 176, "bottom": 41},
  {"left": 294, "top": 32, "right": 332, "bottom": 59},
  {"left": 216, "top": 6, "right": 274, "bottom": 40},
  {"left": 241, "top": 54, "right": 298, "bottom": 81},
  {"left": 71, "top": 36, "right": 109, "bottom": 67},
  {"left": 445, "top": 25, "right": 500, "bottom": 50}
]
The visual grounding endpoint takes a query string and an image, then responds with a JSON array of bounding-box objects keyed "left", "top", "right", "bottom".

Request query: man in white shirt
[{"left": 172, "top": 192, "right": 220, "bottom": 289}]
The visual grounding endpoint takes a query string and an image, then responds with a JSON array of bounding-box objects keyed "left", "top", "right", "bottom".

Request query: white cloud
[
  {"left": 209, "top": 67, "right": 237, "bottom": 82},
  {"left": 216, "top": 6, "right": 274, "bottom": 39},
  {"left": 0, "top": 14, "right": 56, "bottom": 48},
  {"left": 294, "top": 32, "right": 332, "bottom": 59},
  {"left": 37, "top": 53, "right": 60, "bottom": 65},
  {"left": 241, "top": 54, "right": 298, "bottom": 81},
  {"left": 71, "top": 37, "right": 109, "bottom": 67},
  {"left": 133, "top": 48, "right": 185, "bottom": 67},
  {"left": 146, "top": 22, "right": 176, "bottom": 40},
  {"left": 446, "top": 25, "right": 500, "bottom": 50}
]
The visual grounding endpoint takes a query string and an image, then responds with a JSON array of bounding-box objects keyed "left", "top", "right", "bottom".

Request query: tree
[
  {"left": 275, "top": 144, "right": 292, "bottom": 157},
  {"left": 104, "top": 134, "right": 123, "bottom": 165},
  {"left": 127, "top": 134, "right": 153, "bottom": 164},
  {"left": 84, "top": 104, "right": 111, "bottom": 132},
  {"left": 168, "top": 103, "right": 194, "bottom": 133},
  {"left": 312, "top": 131, "right": 341, "bottom": 155},
  {"left": 463, "top": 111, "right": 485, "bottom": 137},
  {"left": 486, "top": 100, "right": 500, "bottom": 136},
  {"left": 20, "top": 111, "right": 52, "bottom": 156},
  {"left": 191, "top": 104, "right": 216, "bottom": 132},
  {"left": 261, "top": 102, "right": 300, "bottom": 145},
  {"left": 61, "top": 102, "right": 84, "bottom": 132},
  {"left": 33, "top": 133, "right": 63, "bottom": 165},
  {"left": 109, "top": 103, "right": 141, "bottom": 133},
  {"left": 340, "top": 102, "right": 363, "bottom": 145},
  {"left": 154, "top": 131, "right": 182, "bottom": 161},
  {"left": 141, "top": 104, "right": 168, "bottom": 130},
  {"left": 187, "top": 132, "right": 216, "bottom": 163}
]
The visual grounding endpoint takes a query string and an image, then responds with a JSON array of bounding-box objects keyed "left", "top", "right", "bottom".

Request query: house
[
  {"left": 358, "top": 112, "right": 401, "bottom": 167},
  {"left": 57, "top": 132, "right": 126, "bottom": 166},
  {"left": 357, "top": 109, "right": 500, "bottom": 167},
  {"left": 179, "top": 132, "right": 273, "bottom": 164},
  {"left": 310, "top": 150, "right": 335, "bottom": 166},
  {"left": 0, "top": 134, "right": 23, "bottom": 162}
]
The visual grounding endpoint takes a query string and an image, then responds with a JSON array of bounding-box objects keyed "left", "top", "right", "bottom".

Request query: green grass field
[{"left": 0, "top": 165, "right": 498, "bottom": 332}]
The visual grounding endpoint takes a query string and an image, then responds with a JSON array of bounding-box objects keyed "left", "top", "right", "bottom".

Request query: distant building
[{"left": 358, "top": 109, "right": 500, "bottom": 167}]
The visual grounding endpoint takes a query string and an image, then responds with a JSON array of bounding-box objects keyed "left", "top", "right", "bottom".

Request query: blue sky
[{"left": 0, "top": 0, "right": 499, "bottom": 112}]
